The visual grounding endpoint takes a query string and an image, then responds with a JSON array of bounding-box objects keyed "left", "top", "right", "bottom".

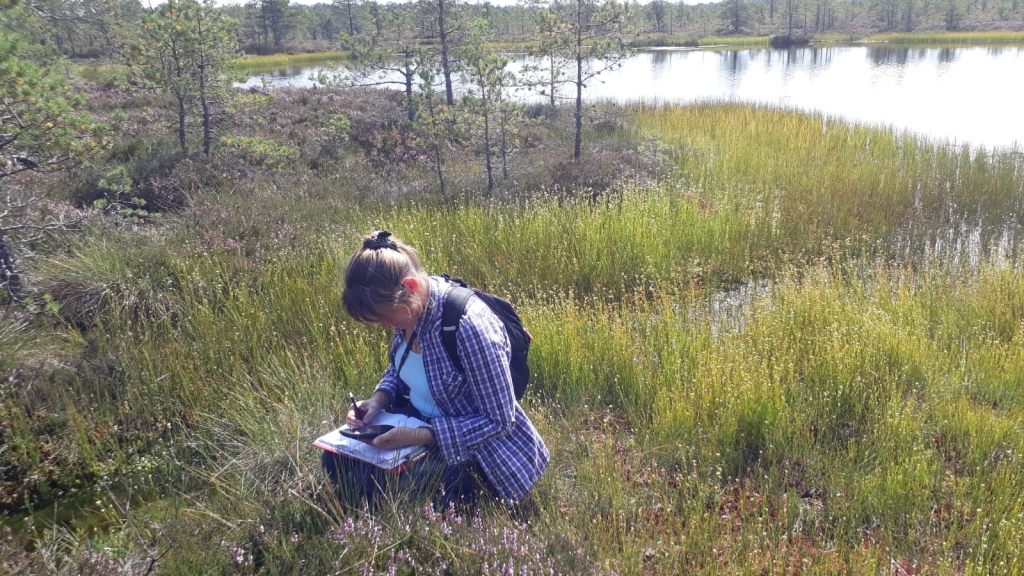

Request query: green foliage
[
  {"left": 6, "top": 61, "right": 1024, "bottom": 571},
  {"left": 534, "top": 0, "right": 633, "bottom": 160},
  {"left": 314, "top": 113, "right": 350, "bottom": 158},
  {"left": 411, "top": 69, "right": 464, "bottom": 197},
  {"left": 459, "top": 19, "right": 529, "bottom": 193},
  {"left": 125, "top": 0, "right": 241, "bottom": 154},
  {"left": 220, "top": 135, "right": 299, "bottom": 169},
  {"left": 0, "top": 5, "right": 105, "bottom": 301},
  {"left": 93, "top": 166, "right": 154, "bottom": 222},
  {"left": 0, "top": 28, "right": 102, "bottom": 174},
  {"left": 241, "top": 0, "right": 296, "bottom": 53}
]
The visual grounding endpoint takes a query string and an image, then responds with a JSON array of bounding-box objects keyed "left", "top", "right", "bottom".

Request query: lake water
[{"left": 241, "top": 45, "right": 1024, "bottom": 151}]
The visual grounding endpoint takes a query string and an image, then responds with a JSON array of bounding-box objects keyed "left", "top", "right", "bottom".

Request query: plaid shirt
[{"left": 375, "top": 276, "right": 549, "bottom": 502}]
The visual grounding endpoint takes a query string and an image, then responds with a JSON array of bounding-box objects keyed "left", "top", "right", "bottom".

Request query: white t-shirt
[{"left": 395, "top": 340, "right": 443, "bottom": 419}]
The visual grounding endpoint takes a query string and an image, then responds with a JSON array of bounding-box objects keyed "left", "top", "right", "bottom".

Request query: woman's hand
[
  {"left": 371, "top": 426, "right": 435, "bottom": 450},
  {"left": 347, "top": 390, "right": 392, "bottom": 427}
]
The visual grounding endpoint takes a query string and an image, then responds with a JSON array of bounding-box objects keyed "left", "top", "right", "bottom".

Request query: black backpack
[{"left": 441, "top": 275, "right": 532, "bottom": 401}]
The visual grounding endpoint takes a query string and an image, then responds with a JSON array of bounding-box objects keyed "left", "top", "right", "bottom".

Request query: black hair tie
[{"left": 365, "top": 230, "right": 398, "bottom": 250}]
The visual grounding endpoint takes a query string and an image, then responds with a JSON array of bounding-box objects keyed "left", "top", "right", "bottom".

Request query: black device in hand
[{"left": 339, "top": 424, "right": 395, "bottom": 440}]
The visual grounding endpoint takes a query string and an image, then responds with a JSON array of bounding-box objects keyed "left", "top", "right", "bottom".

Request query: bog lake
[{"left": 240, "top": 44, "right": 1024, "bottom": 151}]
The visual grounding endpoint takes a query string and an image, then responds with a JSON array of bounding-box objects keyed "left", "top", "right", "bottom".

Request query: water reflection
[
  {"left": 938, "top": 48, "right": 958, "bottom": 64},
  {"left": 868, "top": 47, "right": 912, "bottom": 66},
  {"left": 719, "top": 50, "right": 747, "bottom": 94},
  {"left": 240, "top": 45, "right": 1024, "bottom": 150},
  {"left": 651, "top": 49, "right": 670, "bottom": 69}
]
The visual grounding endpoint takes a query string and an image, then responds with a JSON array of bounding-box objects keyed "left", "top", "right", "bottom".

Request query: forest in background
[{"left": 30, "top": 0, "right": 1024, "bottom": 61}]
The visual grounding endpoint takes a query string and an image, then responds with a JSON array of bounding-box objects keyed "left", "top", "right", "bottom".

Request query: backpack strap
[{"left": 441, "top": 283, "right": 474, "bottom": 373}]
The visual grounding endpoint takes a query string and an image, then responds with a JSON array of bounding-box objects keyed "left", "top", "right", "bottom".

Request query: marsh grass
[
  {"left": 5, "top": 100, "right": 1024, "bottom": 573},
  {"left": 698, "top": 36, "right": 773, "bottom": 47},
  {"left": 377, "top": 186, "right": 761, "bottom": 299},
  {"left": 229, "top": 51, "right": 352, "bottom": 75},
  {"left": 863, "top": 31, "right": 1024, "bottom": 44},
  {"left": 53, "top": 247, "right": 1023, "bottom": 573},
  {"left": 632, "top": 102, "right": 1024, "bottom": 261},
  {"left": 25, "top": 211, "right": 1022, "bottom": 573}
]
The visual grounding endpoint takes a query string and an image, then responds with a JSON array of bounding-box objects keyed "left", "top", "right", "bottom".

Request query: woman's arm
[{"left": 371, "top": 425, "right": 434, "bottom": 450}]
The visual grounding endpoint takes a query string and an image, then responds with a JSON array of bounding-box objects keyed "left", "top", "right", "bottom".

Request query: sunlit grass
[
  {"left": 809, "top": 33, "right": 855, "bottom": 43},
  {"left": 37, "top": 237, "right": 1022, "bottom": 572},
  {"left": 631, "top": 102, "right": 1024, "bottom": 258},
  {"left": 699, "top": 35, "right": 772, "bottom": 47},
  {"left": 229, "top": 51, "right": 352, "bottom": 73},
  {"left": 631, "top": 34, "right": 700, "bottom": 48},
  {"left": 864, "top": 30, "right": 1024, "bottom": 44}
]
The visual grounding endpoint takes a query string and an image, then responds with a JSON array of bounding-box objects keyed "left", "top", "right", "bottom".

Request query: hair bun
[{"left": 364, "top": 230, "right": 398, "bottom": 250}]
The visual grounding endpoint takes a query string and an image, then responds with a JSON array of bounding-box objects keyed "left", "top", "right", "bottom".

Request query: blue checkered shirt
[{"left": 375, "top": 276, "right": 549, "bottom": 502}]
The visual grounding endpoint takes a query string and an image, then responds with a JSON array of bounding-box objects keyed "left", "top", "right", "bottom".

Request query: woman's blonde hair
[{"left": 342, "top": 231, "right": 426, "bottom": 324}]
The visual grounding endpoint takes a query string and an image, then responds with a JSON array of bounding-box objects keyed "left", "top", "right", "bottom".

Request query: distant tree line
[
  {"left": 229, "top": 0, "right": 1023, "bottom": 49},
  {"left": 18, "top": 0, "right": 1024, "bottom": 63}
]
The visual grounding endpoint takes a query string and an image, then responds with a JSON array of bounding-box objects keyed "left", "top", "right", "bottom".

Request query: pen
[{"left": 349, "top": 392, "right": 366, "bottom": 420}]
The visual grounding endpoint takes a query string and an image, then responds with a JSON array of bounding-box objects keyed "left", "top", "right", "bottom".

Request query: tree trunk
[
  {"left": 574, "top": 53, "right": 583, "bottom": 161},
  {"left": 177, "top": 96, "right": 188, "bottom": 153},
  {"left": 433, "top": 143, "right": 446, "bottom": 196},
  {"left": 483, "top": 102, "right": 493, "bottom": 193},
  {"left": 499, "top": 111, "right": 509, "bottom": 180},
  {"left": 405, "top": 68, "right": 416, "bottom": 122},
  {"left": 573, "top": 0, "right": 583, "bottom": 161},
  {"left": 549, "top": 55, "right": 557, "bottom": 107},
  {"left": 438, "top": 0, "right": 455, "bottom": 106},
  {"left": 0, "top": 228, "right": 22, "bottom": 300},
  {"left": 200, "top": 68, "right": 211, "bottom": 156}
]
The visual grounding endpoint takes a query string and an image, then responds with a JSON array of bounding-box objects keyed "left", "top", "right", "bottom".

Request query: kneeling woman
[{"left": 323, "top": 231, "right": 549, "bottom": 507}]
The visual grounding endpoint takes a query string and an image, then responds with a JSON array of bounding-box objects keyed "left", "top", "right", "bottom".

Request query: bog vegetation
[{"left": 2, "top": 0, "right": 1024, "bottom": 574}]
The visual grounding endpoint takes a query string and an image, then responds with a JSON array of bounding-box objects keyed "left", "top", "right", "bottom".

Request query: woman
[{"left": 323, "top": 231, "right": 549, "bottom": 507}]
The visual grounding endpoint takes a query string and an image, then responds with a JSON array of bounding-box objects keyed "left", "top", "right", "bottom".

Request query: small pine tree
[
  {"left": 0, "top": 4, "right": 104, "bottom": 300},
  {"left": 126, "top": 0, "right": 240, "bottom": 155}
]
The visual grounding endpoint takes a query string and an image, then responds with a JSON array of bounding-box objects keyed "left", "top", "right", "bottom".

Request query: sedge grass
[
  {"left": 631, "top": 102, "right": 1024, "bottom": 260},
  {"left": 50, "top": 246, "right": 1024, "bottom": 573},
  {"left": 698, "top": 35, "right": 772, "bottom": 47},
  {"left": 27, "top": 182, "right": 1023, "bottom": 570},
  {"left": 229, "top": 51, "right": 352, "bottom": 74},
  {"left": 863, "top": 30, "right": 1024, "bottom": 44},
  {"left": 373, "top": 185, "right": 764, "bottom": 301}
]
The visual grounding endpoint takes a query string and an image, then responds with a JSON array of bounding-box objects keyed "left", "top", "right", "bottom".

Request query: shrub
[
  {"left": 220, "top": 136, "right": 300, "bottom": 171},
  {"left": 68, "top": 138, "right": 185, "bottom": 211},
  {"left": 769, "top": 35, "right": 812, "bottom": 48}
]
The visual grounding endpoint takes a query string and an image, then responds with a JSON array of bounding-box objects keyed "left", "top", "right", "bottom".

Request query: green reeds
[
  {"left": 698, "top": 35, "right": 772, "bottom": 47},
  {"left": 375, "top": 186, "right": 761, "bottom": 300},
  {"left": 863, "top": 30, "right": 1024, "bottom": 44},
  {"left": 76, "top": 241, "right": 1024, "bottom": 571},
  {"left": 631, "top": 102, "right": 1024, "bottom": 259},
  {"left": 229, "top": 51, "right": 351, "bottom": 73}
]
